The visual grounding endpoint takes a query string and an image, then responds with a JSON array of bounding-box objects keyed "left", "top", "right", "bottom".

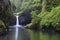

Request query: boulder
[{"left": 0, "top": 20, "right": 7, "bottom": 32}]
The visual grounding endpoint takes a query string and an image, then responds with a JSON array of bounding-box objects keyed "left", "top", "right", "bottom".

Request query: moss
[
  {"left": 0, "top": 20, "right": 7, "bottom": 32},
  {"left": 40, "top": 6, "right": 60, "bottom": 30},
  {"left": 26, "top": 6, "right": 60, "bottom": 31}
]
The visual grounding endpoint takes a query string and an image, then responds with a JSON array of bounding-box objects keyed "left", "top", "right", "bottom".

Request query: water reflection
[
  {"left": 29, "top": 30, "right": 60, "bottom": 40},
  {"left": 29, "top": 30, "right": 40, "bottom": 40},
  {"left": 0, "top": 29, "right": 60, "bottom": 40},
  {"left": 8, "top": 28, "right": 30, "bottom": 40},
  {"left": 15, "top": 28, "right": 19, "bottom": 40}
]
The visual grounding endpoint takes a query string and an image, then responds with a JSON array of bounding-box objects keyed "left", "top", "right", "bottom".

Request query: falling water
[
  {"left": 15, "top": 15, "right": 23, "bottom": 27},
  {"left": 16, "top": 16, "right": 19, "bottom": 26},
  {"left": 9, "top": 15, "right": 22, "bottom": 28},
  {"left": 15, "top": 15, "right": 24, "bottom": 40},
  {"left": 15, "top": 15, "right": 19, "bottom": 40},
  {"left": 9, "top": 0, "right": 25, "bottom": 40},
  {"left": 9, "top": 15, "right": 23, "bottom": 40},
  {"left": 15, "top": 15, "right": 22, "bottom": 40}
]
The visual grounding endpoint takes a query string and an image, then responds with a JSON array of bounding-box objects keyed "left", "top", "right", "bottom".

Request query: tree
[{"left": 41, "top": 0, "right": 47, "bottom": 14}]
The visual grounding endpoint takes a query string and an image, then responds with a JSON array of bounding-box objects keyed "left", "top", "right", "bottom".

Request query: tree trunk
[{"left": 41, "top": 0, "right": 47, "bottom": 14}]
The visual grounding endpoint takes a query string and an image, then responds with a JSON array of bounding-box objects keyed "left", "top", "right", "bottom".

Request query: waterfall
[
  {"left": 16, "top": 16, "right": 19, "bottom": 26},
  {"left": 15, "top": 15, "right": 23, "bottom": 27},
  {"left": 9, "top": 0, "right": 25, "bottom": 40},
  {"left": 15, "top": 15, "right": 19, "bottom": 40},
  {"left": 9, "top": 15, "right": 22, "bottom": 40}
]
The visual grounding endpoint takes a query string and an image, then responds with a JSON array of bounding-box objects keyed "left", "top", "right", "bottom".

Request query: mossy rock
[{"left": 0, "top": 20, "right": 7, "bottom": 32}]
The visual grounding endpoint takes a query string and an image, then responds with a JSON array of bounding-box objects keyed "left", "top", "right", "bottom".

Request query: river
[{"left": 0, "top": 28, "right": 60, "bottom": 40}]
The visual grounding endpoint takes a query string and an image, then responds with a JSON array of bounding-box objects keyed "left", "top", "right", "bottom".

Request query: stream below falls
[{"left": 0, "top": 28, "right": 60, "bottom": 40}]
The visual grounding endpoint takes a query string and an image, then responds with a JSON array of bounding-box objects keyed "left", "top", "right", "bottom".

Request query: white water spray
[
  {"left": 9, "top": 0, "right": 25, "bottom": 40},
  {"left": 16, "top": 16, "right": 19, "bottom": 26},
  {"left": 15, "top": 16, "right": 21, "bottom": 40},
  {"left": 15, "top": 15, "right": 19, "bottom": 40},
  {"left": 9, "top": 15, "right": 22, "bottom": 28},
  {"left": 15, "top": 15, "right": 24, "bottom": 40},
  {"left": 9, "top": 15, "right": 22, "bottom": 40}
]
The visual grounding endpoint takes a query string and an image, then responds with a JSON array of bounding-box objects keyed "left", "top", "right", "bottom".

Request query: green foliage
[
  {"left": 26, "top": 6, "right": 60, "bottom": 30},
  {"left": 10, "top": 0, "right": 42, "bottom": 13},
  {"left": 0, "top": 20, "right": 7, "bottom": 32},
  {"left": 30, "top": 0, "right": 41, "bottom": 8},
  {"left": 31, "top": 11, "right": 40, "bottom": 26},
  {"left": 46, "top": 0, "right": 60, "bottom": 12},
  {"left": 25, "top": 0, "right": 60, "bottom": 30},
  {"left": 1, "top": 0, "right": 60, "bottom": 30},
  {"left": 40, "top": 6, "right": 60, "bottom": 30},
  {"left": 25, "top": 10, "right": 40, "bottom": 28},
  {"left": 0, "top": 0, "right": 11, "bottom": 32}
]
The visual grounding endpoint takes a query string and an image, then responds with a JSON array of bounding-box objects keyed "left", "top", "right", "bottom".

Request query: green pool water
[{"left": 0, "top": 28, "right": 60, "bottom": 40}]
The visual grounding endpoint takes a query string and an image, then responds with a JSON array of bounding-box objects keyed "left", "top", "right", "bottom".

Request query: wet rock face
[
  {"left": 19, "top": 9, "right": 32, "bottom": 25},
  {"left": 9, "top": 15, "right": 16, "bottom": 26},
  {"left": 9, "top": 9, "right": 32, "bottom": 25}
]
